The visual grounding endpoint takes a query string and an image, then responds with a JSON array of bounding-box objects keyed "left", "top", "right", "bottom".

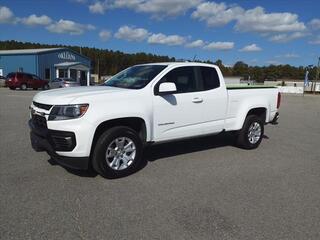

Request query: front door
[{"left": 152, "top": 66, "right": 206, "bottom": 141}]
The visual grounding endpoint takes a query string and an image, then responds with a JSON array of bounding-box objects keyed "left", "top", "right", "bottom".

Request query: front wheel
[
  {"left": 92, "top": 126, "right": 144, "bottom": 178},
  {"left": 236, "top": 115, "right": 264, "bottom": 149},
  {"left": 42, "top": 84, "right": 49, "bottom": 90}
]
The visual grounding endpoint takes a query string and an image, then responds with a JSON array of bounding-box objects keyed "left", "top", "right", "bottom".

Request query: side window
[
  {"left": 199, "top": 67, "right": 220, "bottom": 90},
  {"left": 159, "top": 67, "right": 197, "bottom": 94},
  {"left": 32, "top": 75, "right": 40, "bottom": 80}
]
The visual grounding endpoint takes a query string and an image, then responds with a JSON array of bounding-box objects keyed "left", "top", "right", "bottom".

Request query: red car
[{"left": 6, "top": 72, "right": 49, "bottom": 90}]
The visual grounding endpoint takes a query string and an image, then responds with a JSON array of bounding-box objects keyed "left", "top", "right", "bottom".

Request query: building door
[{"left": 80, "top": 71, "right": 86, "bottom": 86}]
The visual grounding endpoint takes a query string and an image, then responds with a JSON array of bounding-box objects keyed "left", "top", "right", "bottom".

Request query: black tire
[
  {"left": 20, "top": 83, "right": 27, "bottom": 90},
  {"left": 236, "top": 115, "right": 264, "bottom": 149},
  {"left": 33, "top": 88, "right": 38, "bottom": 90},
  {"left": 92, "top": 126, "right": 144, "bottom": 178},
  {"left": 9, "top": 87, "right": 16, "bottom": 90},
  {"left": 42, "top": 84, "right": 49, "bottom": 90}
]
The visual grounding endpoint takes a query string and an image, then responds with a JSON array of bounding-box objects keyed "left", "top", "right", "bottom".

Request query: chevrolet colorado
[{"left": 29, "top": 62, "right": 280, "bottom": 178}]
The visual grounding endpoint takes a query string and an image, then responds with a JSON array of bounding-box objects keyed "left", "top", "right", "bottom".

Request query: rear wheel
[
  {"left": 20, "top": 83, "right": 27, "bottom": 90},
  {"left": 236, "top": 115, "right": 264, "bottom": 149},
  {"left": 92, "top": 126, "right": 144, "bottom": 178}
]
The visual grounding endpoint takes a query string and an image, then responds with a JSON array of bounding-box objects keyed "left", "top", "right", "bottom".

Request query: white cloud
[
  {"left": 275, "top": 53, "right": 299, "bottom": 58},
  {"left": 192, "top": 2, "right": 242, "bottom": 27},
  {"left": 46, "top": 19, "right": 95, "bottom": 35},
  {"left": 204, "top": 41, "right": 234, "bottom": 50},
  {"left": 185, "top": 39, "right": 205, "bottom": 48},
  {"left": 115, "top": 25, "right": 149, "bottom": 41},
  {"left": 21, "top": 14, "right": 52, "bottom": 26},
  {"left": 99, "top": 29, "right": 112, "bottom": 41},
  {"left": 235, "top": 7, "right": 306, "bottom": 33},
  {"left": 239, "top": 43, "right": 262, "bottom": 52},
  {"left": 0, "top": 6, "right": 17, "bottom": 24},
  {"left": 132, "top": 0, "right": 202, "bottom": 18},
  {"left": 89, "top": 0, "right": 202, "bottom": 18},
  {"left": 192, "top": 2, "right": 307, "bottom": 43},
  {"left": 308, "top": 18, "right": 320, "bottom": 31},
  {"left": 72, "top": 0, "right": 87, "bottom": 3},
  {"left": 148, "top": 33, "right": 186, "bottom": 46},
  {"left": 309, "top": 35, "right": 320, "bottom": 45},
  {"left": 269, "top": 32, "right": 306, "bottom": 43},
  {"left": 89, "top": 1, "right": 107, "bottom": 14}
]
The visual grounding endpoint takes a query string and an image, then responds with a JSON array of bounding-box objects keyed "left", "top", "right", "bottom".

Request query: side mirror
[{"left": 158, "top": 82, "right": 177, "bottom": 95}]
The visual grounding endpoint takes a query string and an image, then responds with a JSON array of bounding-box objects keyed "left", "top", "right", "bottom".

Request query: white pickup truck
[{"left": 29, "top": 62, "right": 280, "bottom": 178}]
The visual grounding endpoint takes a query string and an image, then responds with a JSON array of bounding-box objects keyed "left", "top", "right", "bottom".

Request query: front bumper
[{"left": 29, "top": 120, "right": 89, "bottom": 170}]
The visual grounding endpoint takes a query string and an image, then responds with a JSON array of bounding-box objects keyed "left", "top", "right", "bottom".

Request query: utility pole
[
  {"left": 97, "top": 58, "right": 100, "bottom": 81},
  {"left": 313, "top": 57, "right": 320, "bottom": 94}
]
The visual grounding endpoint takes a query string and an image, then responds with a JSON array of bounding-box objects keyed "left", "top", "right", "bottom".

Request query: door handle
[{"left": 192, "top": 97, "right": 203, "bottom": 103}]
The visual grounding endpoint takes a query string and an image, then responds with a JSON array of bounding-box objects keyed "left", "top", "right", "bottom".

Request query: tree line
[{"left": 0, "top": 40, "right": 316, "bottom": 82}]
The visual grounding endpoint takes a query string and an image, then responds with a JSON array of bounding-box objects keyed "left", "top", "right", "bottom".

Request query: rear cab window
[
  {"left": 198, "top": 66, "right": 220, "bottom": 90},
  {"left": 155, "top": 65, "right": 221, "bottom": 94}
]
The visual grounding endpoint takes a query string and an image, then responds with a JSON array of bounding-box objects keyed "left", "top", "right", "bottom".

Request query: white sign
[
  {"left": 58, "top": 52, "right": 76, "bottom": 61},
  {"left": 277, "top": 86, "right": 304, "bottom": 94}
]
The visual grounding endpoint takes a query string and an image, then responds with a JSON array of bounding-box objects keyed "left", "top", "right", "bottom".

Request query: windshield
[{"left": 104, "top": 65, "right": 167, "bottom": 89}]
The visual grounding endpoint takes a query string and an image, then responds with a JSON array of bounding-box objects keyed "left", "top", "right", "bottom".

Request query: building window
[
  {"left": 45, "top": 68, "right": 50, "bottom": 80},
  {"left": 58, "top": 69, "right": 67, "bottom": 78}
]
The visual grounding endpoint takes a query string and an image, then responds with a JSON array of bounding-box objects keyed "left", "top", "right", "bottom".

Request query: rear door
[
  {"left": 24, "top": 73, "right": 33, "bottom": 87},
  {"left": 197, "top": 66, "right": 228, "bottom": 134},
  {"left": 152, "top": 66, "right": 207, "bottom": 141},
  {"left": 32, "top": 75, "right": 42, "bottom": 88}
]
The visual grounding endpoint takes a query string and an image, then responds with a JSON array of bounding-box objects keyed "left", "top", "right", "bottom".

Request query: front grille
[
  {"left": 32, "top": 115, "right": 47, "bottom": 129},
  {"left": 33, "top": 101, "right": 53, "bottom": 111}
]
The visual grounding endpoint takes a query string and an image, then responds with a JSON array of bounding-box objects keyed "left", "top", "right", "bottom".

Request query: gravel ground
[{"left": 0, "top": 88, "right": 319, "bottom": 240}]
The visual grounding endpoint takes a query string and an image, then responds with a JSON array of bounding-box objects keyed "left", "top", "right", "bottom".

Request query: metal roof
[{"left": 0, "top": 48, "right": 65, "bottom": 55}]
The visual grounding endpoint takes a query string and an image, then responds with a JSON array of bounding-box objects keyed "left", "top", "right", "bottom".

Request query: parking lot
[{"left": 0, "top": 88, "right": 319, "bottom": 240}]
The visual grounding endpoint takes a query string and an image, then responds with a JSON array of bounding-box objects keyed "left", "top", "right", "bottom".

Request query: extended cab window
[
  {"left": 199, "top": 67, "right": 220, "bottom": 90},
  {"left": 158, "top": 66, "right": 198, "bottom": 94}
]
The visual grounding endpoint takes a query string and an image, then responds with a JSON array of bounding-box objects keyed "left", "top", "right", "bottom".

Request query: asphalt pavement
[{"left": 0, "top": 88, "right": 319, "bottom": 240}]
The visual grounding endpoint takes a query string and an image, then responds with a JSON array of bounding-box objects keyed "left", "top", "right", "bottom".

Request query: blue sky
[{"left": 0, "top": 0, "right": 319, "bottom": 67}]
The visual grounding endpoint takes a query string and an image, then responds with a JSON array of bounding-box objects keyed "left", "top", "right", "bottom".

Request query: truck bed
[
  {"left": 226, "top": 85, "right": 277, "bottom": 90},
  {"left": 224, "top": 86, "right": 279, "bottom": 131}
]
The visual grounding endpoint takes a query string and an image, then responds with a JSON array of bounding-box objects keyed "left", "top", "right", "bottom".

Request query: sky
[{"left": 0, "top": 0, "right": 319, "bottom": 67}]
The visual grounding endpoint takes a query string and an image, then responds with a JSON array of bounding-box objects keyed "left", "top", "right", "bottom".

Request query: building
[
  {"left": 0, "top": 48, "right": 91, "bottom": 85},
  {"left": 224, "top": 76, "right": 241, "bottom": 85}
]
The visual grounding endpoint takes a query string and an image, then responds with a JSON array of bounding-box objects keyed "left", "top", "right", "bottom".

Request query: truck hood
[{"left": 33, "top": 86, "right": 131, "bottom": 105}]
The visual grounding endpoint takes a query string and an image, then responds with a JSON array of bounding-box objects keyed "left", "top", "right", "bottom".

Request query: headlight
[{"left": 48, "top": 104, "right": 89, "bottom": 121}]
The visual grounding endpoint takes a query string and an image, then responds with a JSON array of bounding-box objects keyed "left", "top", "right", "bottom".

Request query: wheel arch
[
  {"left": 90, "top": 117, "right": 148, "bottom": 157},
  {"left": 235, "top": 105, "right": 268, "bottom": 130}
]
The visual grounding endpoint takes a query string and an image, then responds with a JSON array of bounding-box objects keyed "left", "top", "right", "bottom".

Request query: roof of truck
[{"left": 137, "top": 62, "right": 218, "bottom": 67}]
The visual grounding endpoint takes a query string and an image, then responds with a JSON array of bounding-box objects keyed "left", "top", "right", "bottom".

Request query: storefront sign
[{"left": 58, "top": 52, "right": 76, "bottom": 61}]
